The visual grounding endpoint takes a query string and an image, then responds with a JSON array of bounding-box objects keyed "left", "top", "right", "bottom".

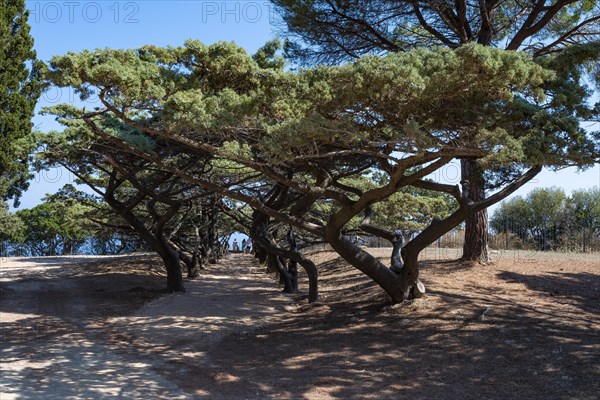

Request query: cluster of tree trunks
[
  {"left": 248, "top": 188, "right": 319, "bottom": 303},
  {"left": 58, "top": 152, "right": 229, "bottom": 292}
]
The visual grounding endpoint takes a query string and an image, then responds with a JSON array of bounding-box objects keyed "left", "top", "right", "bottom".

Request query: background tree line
[
  {"left": 0, "top": 185, "right": 147, "bottom": 256},
  {"left": 490, "top": 187, "right": 600, "bottom": 251},
  {"left": 4, "top": 185, "right": 596, "bottom": 257}
]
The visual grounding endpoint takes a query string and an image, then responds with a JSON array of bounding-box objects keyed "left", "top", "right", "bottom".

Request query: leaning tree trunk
[
  {"left": 269, "top": 253, "right": 295, "bottom": 293},
  {"left": 187, "top": 255, "right": 200, "bottom": 278},
  {"left": 162, "top": 246, "right": 186, "bottom": 293},
  {"left": 327, "top": 233, "right": 409, "bottom": 303},
  {"left": 286, "top": 230, "right": 299, "bottom": 293},
  {"left": 181, "top": 250, "right": 200, "bottom": 279},
  {"left": 252, "top": 218, "right": 319, "bottom": 301},
  {"left": 286, "top": 249, "right": 298, "bottom": 293},
  {"left": 188, "top": 225, "right": 204, "bottom": 278},
  {"left": 249, "top": 185, "right": 319, "bottom": 302},
  {"left": 207, "top": 195, "right": 218, "bottom": 263},
  {"left": 398, "top": 249, "right": 426, "bottom": 299},
  {"left": 461, "top": 159, "right": 490, "bottom": 263}
]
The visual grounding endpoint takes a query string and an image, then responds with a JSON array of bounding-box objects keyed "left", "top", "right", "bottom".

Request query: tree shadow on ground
[
  {"left": 498, "top": 270, "right": 600, "bottom": 314},
  {"left": 1, "top": 322, "right": 190, "bottom": 399},
  {"left": 200, "top": 290, "right": 599, "bottom": 399},
  {"left": 185, "top": 255, "right": 600, "bottom": 400}
]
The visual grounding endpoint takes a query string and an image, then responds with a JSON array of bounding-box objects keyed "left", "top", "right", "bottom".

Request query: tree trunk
[
  {"left": 187, "top": 261, "right": 200, "bottom": 278},
  {"left": 399, "top": 250, "right": 425, "bottom": 299},
  {"left": 262, "top": 244, "right": 319, "bottom": 302},
  {"left": 188, "top": 224, "right": 203, "bottom": 278},
  {"left": 461, "top": 159, "right": 490, "bottom": 263},
  {"left": 286, "top": 230, "right": 298, "bottom": 293},
  {"left": 390, "top": 235, "right": 403, "bottom": 273},
  {"left": 296, "top": 256, "right": 319, "bottom": 303},
  {"left": 207, "top": 195, "right": 218, "bottom": 263},
  {"left": 269, "top": 253, "right": 295, "bottom": 293},
  {"left": 327, "top": 233, "right": 410, "bottom": 303},
  {"left": 63, "top": 238, "right": 73, "bottom": 255},
  {"left": 288, "top": 259, "right": 298, "bottom": 292},
  {"left": 162, "top": 247, "right": 186, "bottom": 293},
  {"left": 254, "top": 241, "right": 268, "bottom": 264},
  {"left": 185, "top": 251, "right": 200, "bottom": 279}
]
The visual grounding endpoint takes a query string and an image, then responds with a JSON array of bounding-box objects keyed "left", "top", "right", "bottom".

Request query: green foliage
[
  {"left": 261, "top": 44, "right": 563, "bottom": 166},
  {"left": 490, "top": 187, "right": 600, "bottom": 250},
  {"left": 0, "top": 200, "right": 24, "bottom": 242},
  {"left": 253, "top": 39, "right": 286, "bottom": 70},
  {"left": 331, "top": 173, "right": 456, "bottom": 235},
  {"left": 372, "top": 188, "right": 455, "bottom": 235},
  {"left": 0, "top": 0, "right": 42, "bottom": 203},
  {"left": 15, "top": 185, "right": 95, "bottom": 256},
  {"left": 46, "top": 40, "right": 585, "bottom": 172},
  {"left": 564, "top": 187, "right": 600, "bottom": 236},
  {"left": 491, "top": 187, "right": 568, "bottom": 228}
]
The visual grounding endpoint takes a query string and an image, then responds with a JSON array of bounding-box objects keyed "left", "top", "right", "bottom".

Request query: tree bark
[
  {"left": 269, "top": 253, "right": 295, "bottom": 293},
  {"left": 188, "top": 224, "right": 203, "bottom": 278},
  {"left": 182, "top": 250, "right": 200, "bottom": 278},
  {"left": 296, "top": 256, "right": 319, "bottom": 303},
  {"left": 207, "top": 195, "right": 218, "bottom": 263},
  {"left": 286, "top": 230, "right": 299, "bottom": 293},
  {"left": 461, "top": 159, "right": 490, "bottom": 262},
  {"left": 398, "top": 250, "right": 424, "bottom": 300},
  {"left": 327, "top": 233, "right": 409, "bottom": 303},
  {"left": 162, "top": 246, "right": 186, "bottom": 293},
  {"left": 187, "top": 258, "right": 200, "bottom": 278},
  {"left": 287, "top": 259, "right": 299, "bottom": 292}
]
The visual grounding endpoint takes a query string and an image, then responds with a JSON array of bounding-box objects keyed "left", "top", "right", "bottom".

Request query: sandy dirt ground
[
  {"left": 1, "top": 249, "right": 599, "bottom": 399},
  {"left": 0, "top": 253, "right": 293, "bottom": 399}
]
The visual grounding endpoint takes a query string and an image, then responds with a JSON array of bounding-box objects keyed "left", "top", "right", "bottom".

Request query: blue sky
[{"left": 17, "top": 0, "right": 600, "bottom": 214}]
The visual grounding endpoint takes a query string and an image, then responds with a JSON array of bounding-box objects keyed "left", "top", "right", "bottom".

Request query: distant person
[
  {"left": 232, "top": 239, "right": 239, "bottom": 253},
  {"left": 355, "top": 235, "right": 365, "bottom": 246},
  {"left": 245, "top": 238, "right": 253, "bottom": 254},
  {"left": 241, "top": 239, "right": 247, "bottom": 253}
]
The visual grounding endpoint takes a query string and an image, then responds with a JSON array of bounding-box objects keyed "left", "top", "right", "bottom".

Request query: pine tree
[{"left": 272, "top": 0, "right": 600, "bottom": 263}]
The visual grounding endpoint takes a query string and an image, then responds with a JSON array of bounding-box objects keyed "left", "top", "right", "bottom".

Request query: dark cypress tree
[{"left": 0, "top": 0, "right": 41, "bottom": 203}]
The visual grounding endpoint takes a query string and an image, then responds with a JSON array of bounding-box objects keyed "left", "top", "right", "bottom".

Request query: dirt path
[{"left": 0, "top": 254, "right": 290, "bottom": 399}]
